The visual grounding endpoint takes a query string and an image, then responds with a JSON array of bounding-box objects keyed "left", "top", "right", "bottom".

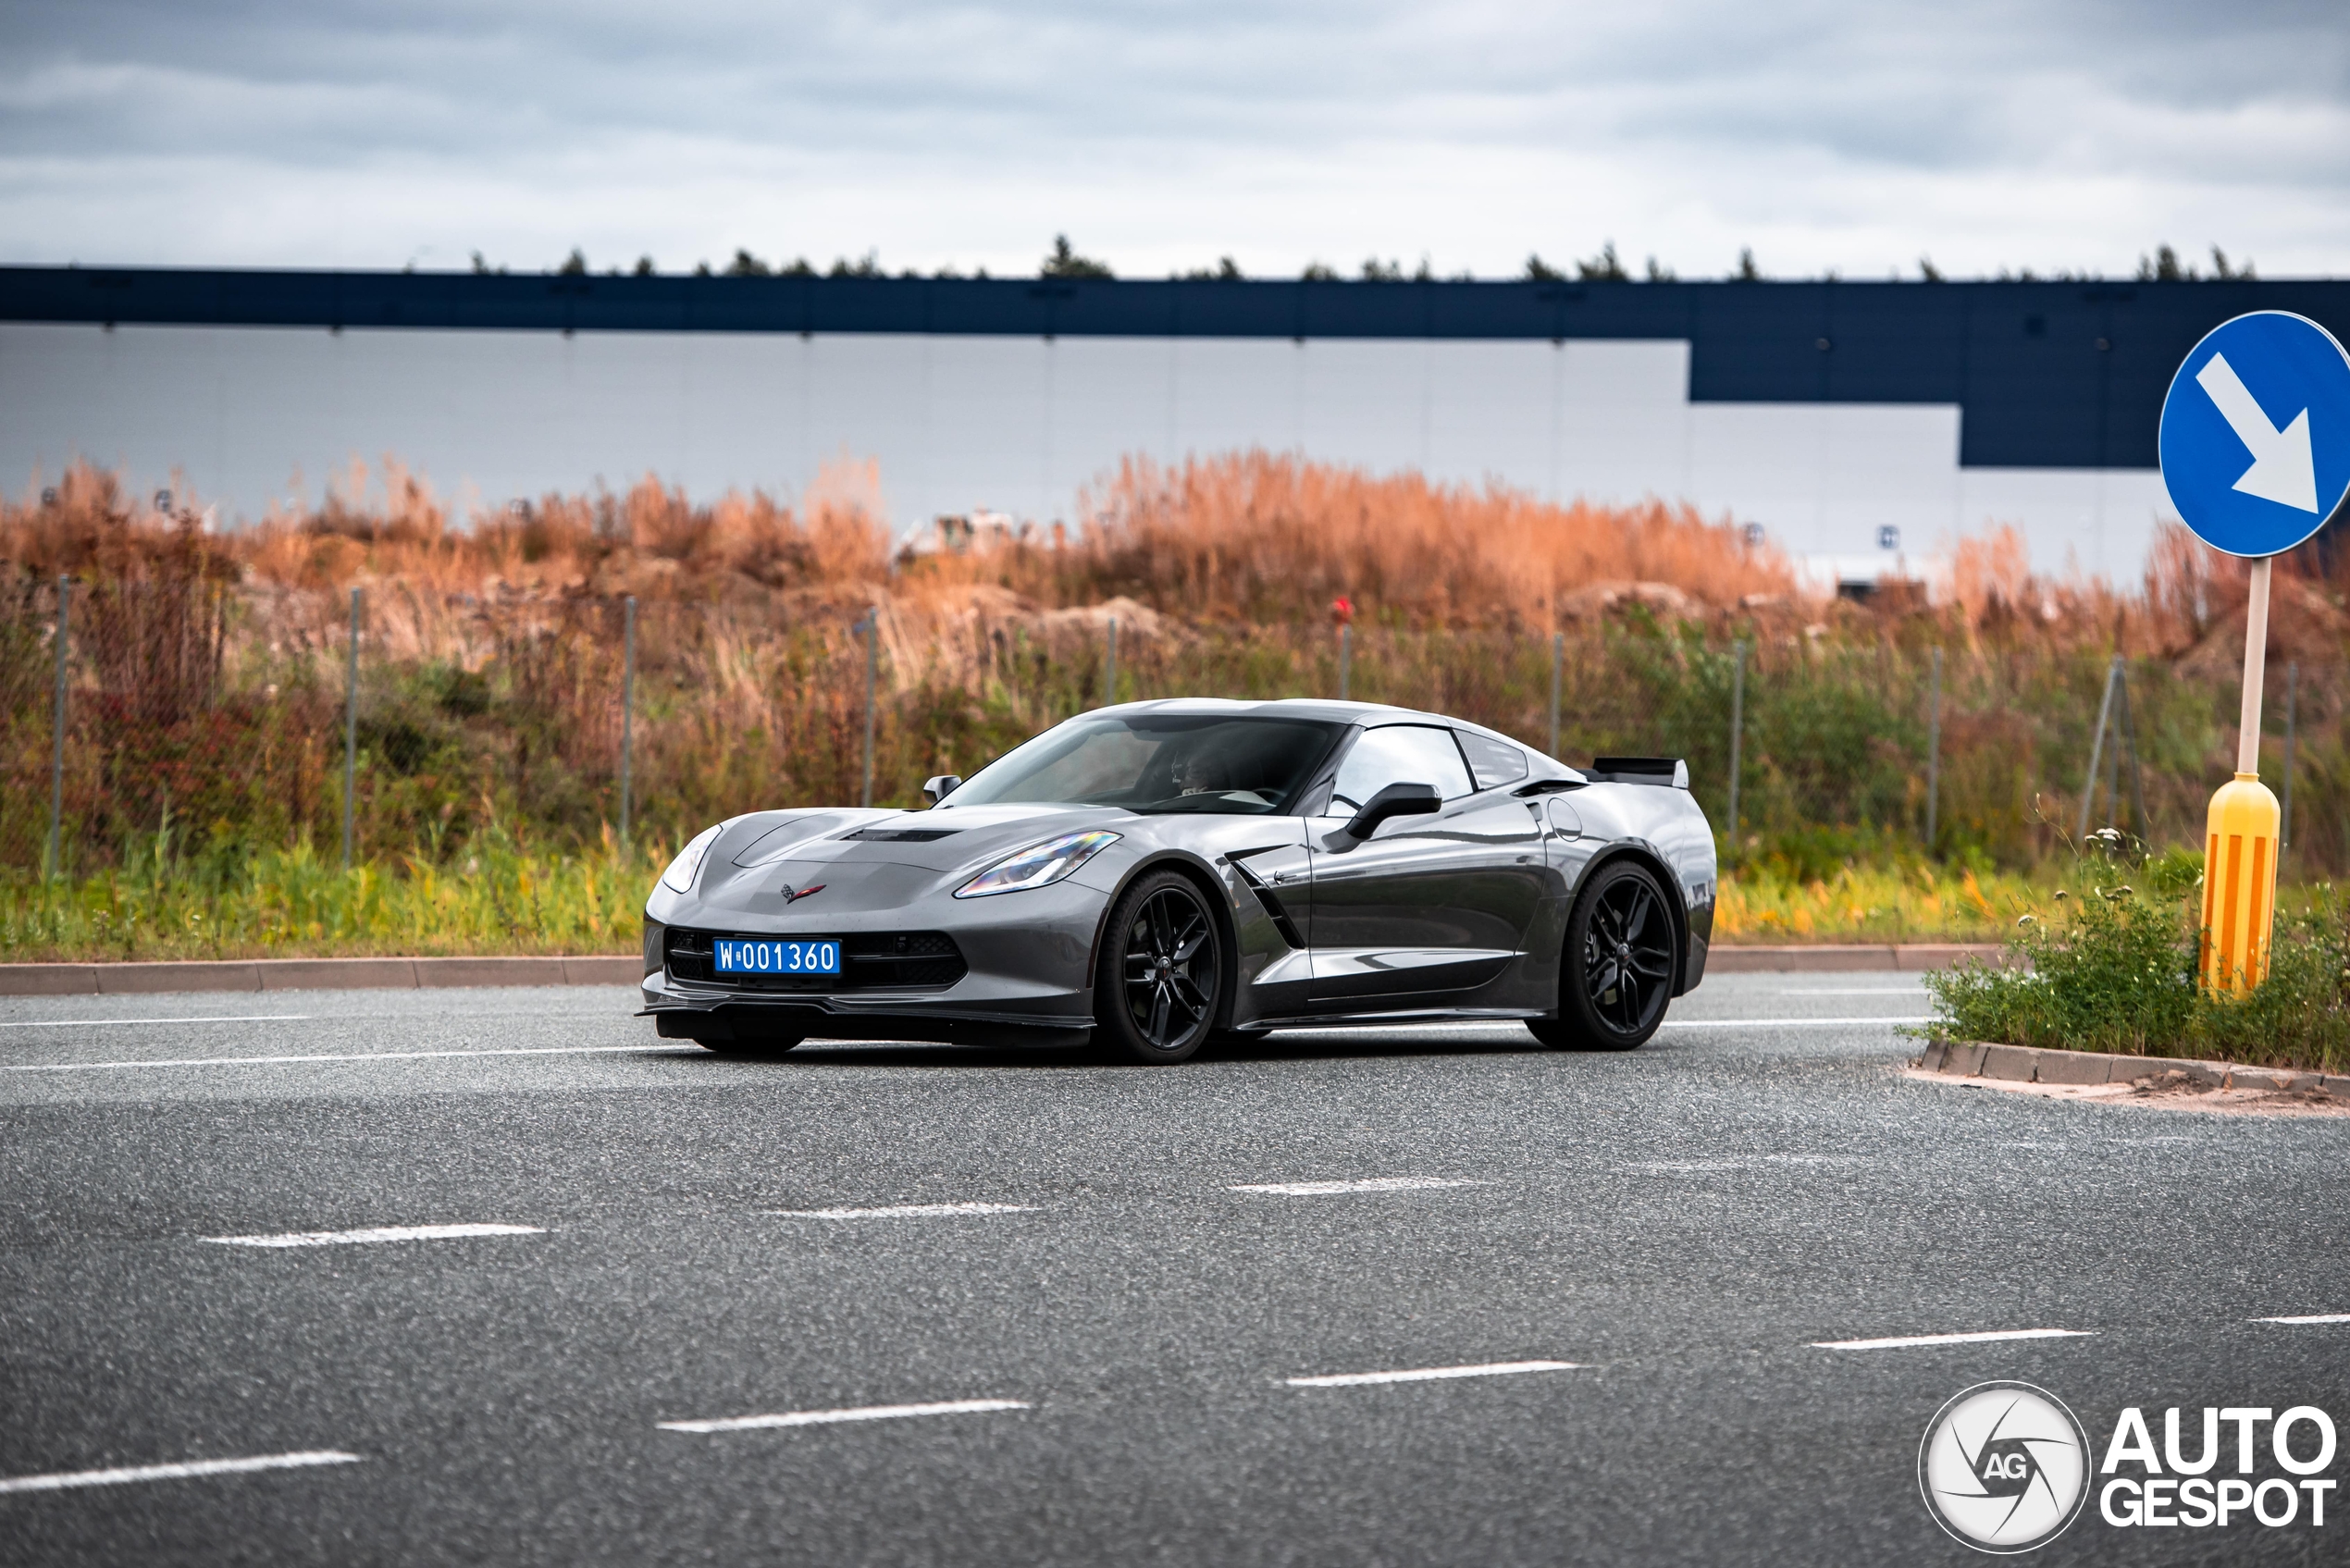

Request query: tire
[
  {"left": 657, "top": 1010, "right": 804, "bottom": 1056},
  {"left": 1528, "top": 859, "right": 1676, "bottom": 1051},
  {"left": 698, "top": 1034, "right": 804, "bottom": 1058},
  {"left": 1094, "top": 870, "right": 1228, "bottom": 1065}
]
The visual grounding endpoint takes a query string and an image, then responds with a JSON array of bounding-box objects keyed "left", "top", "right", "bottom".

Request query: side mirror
[
  {"left": 922, "top": 774, "right": 963, "bottom": 806},
  {"left": 1343, "top": 781, "right": 1441, "bottom": 839}
]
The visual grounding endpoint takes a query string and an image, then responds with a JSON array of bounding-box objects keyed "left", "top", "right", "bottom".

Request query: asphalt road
[{"left": 2, "top": 974, "right": 2344, "bottom": 1566}]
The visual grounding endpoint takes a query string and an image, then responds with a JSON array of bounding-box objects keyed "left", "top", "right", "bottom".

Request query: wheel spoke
[
  {"left": 1172, "top": 926, "right": 1206, "bottom": 963},
  {"left": 1148, "top": 983, "right": 1172, "bottom": 1043},
  {"left": 1625, "top": 889, "right": 1653, "bottom": 942},
  {"left": 1590, "top": 957, "right": 1621, "bottom": 1000},
  {"left": 1169, "top": 972, "right": 1209, "bottom": 1019},
  {"left": 1629, "top": 948, "right": 1673, "bottom": 980}
]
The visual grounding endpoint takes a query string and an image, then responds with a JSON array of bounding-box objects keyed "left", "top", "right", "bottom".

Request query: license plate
[{"left": 713, "top": 938, "right": 842, "bottom": 976}]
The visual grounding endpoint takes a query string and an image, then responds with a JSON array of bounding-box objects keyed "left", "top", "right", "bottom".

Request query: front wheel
[
  {"left": 1095, "top": 870, "right": 1228, "bottom": 1065},
  {"left": 1528, "top": 859, "right": 1676, "bottom": 1051}
]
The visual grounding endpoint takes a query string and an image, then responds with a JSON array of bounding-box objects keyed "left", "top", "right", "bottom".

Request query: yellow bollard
[
  {"left": 2200, "top": 554, "right": 2280, "bottom": 996},
  {"left": 2200, "top": 772, "right": 2281, "bottom": 994}
]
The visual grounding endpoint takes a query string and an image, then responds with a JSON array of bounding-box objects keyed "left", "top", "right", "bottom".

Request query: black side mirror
[
  {"left": 1343, "top": 781, "right": 1441, "bottom": 838},
  {"left": 922, "top": 774, "right": 963, "bottom": 806}
]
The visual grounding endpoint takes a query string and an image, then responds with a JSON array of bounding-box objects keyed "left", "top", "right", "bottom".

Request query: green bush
[{"left": 1924, "top": 839, "right": 2350, "bottom": 1072}]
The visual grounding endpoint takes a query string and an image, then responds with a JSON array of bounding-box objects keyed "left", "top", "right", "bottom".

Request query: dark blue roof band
[{"left": 5, "top": 266, "right": 2344, "bottom": 470}]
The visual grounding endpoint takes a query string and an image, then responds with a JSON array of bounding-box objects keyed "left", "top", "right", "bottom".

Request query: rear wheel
[
  {"left": 1095, "top": 871, "right": 1227, "bottom": 1065},
  {"left": 1528, "top": 859, "right": 1676, "bottom": 1051}
]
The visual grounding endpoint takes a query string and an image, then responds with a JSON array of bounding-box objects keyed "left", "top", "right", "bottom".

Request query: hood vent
[{"left": 843, "top": 827, "right": 962, "bottom": 842}]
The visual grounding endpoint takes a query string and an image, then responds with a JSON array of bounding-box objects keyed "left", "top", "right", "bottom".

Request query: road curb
[
  {"left": 0, "top": 955, "right": 643, "bottom": 996},
  {"left": 1706, "top": 943, "right": 2015, "bottom": 973},
  {"left": 0, "top": 943, "right": 2009, "bottom": 995},
  {"left": 1912, "top": 1038, "right": 2350, "bottom": 1097}
]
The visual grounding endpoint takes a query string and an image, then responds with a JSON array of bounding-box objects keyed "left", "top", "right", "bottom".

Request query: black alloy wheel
[
  {"left": 1096, "top": 870, "right": 1226, "bottom": 1064},
  {"left": 1529, "top": 859, "right": 1676, "bottom": 1051}
]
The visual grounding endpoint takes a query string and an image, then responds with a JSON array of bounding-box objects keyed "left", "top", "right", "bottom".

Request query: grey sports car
[{"left": 641, "top": 698, "right": 1716, "bottom": 1064}]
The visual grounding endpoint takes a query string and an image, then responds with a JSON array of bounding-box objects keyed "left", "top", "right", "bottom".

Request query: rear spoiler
[{"left": 1586, "top": 757, "right": 1688, "bottom": 789}]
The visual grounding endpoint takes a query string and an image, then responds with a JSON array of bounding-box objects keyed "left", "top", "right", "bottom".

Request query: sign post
[{"left": 2158, "top": 311, "right": 2350, "bottom": 994}]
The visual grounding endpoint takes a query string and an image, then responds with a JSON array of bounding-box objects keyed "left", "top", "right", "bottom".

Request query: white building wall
[{"left": 0, "top": 321, "right": 2179, "bottom": 584}]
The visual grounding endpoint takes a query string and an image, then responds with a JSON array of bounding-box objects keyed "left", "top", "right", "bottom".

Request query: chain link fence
[{"left": 5, "top": 568, "right": 2345, "bottom": 881}]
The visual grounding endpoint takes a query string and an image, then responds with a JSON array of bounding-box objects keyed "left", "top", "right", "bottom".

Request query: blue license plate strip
[{"left": 713, "top": 938, "right": 843, "bottom": 975}]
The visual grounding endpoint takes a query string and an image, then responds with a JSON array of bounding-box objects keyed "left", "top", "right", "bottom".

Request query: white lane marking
[
  {"left": 204, "top": 1223, "right": 546, "bottom": 1249},
  {"left": 1288, "top": 1360, "right": 1585, "bottom": 1388},
  {"left": 1230, "top": 1177, "right": 1490, "bottom": 1196},
  {"left": 0, "top": 1014, "right": 313, "bottom": 1030},
  {"left": 769, "top": 1203, "right": 1039, "bottom": 1220},
  {"left": 1779, "top": 988, "right": 1929, "bottom": 996},
  {"left": 1811, "top": 1328, "right": 2095, "bottom": 1351},
  {"left": 2255, "top": 1313, "right": 2350, "bottom": 1325},
  {"left": 660, "top": 1399, "right": 1029, "bottom": 1434},
  {"left": 1662, "top": 1016, "right": 1930, "bottom": 1028},
  {"left": 0, "top": 1450, "right": 360, "bottom": 1495},
  {"left": 5, "top": 1043, "right": 694, "bottom": 1072}
]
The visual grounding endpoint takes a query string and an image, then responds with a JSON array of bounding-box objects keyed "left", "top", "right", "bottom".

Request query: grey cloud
[{"left": 0, "top": 0, "right": 2343, "bottom": 272}]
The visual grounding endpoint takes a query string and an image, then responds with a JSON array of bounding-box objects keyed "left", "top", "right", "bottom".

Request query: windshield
[{"left": 948, "top": 714, "right": 1344, "bottom": 815}]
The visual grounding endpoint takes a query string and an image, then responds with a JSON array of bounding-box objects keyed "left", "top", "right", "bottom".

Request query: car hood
[{"left": 706, "top": 801, "right": 1132, "bottom": 886}]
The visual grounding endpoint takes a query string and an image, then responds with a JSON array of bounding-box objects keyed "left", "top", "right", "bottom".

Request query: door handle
[{"left": 1270, "top": 870, "right": 1302, "bottom": 883}]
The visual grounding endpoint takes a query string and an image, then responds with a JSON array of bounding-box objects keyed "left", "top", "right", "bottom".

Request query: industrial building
[{"left": 5, "top": 267, "right": 2345, "bottom": 585}]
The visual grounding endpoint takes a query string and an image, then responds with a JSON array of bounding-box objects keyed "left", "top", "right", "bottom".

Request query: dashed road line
[
  {"left": 2255, "top": 1313, "right": 2350, "bottom": 1325},
  {"left": 769, "top": 1204, "right": 1039, "bottom": 1220},
  {"left": 1810, "top": 1328, "right": 2095, "bottom": 1351},
  {"left": 1662, "top": 1016, "right": 1930, "bottom": 1028},
  {"left": 0, "top": 1014, "right": 312, "bottom": 1030},
  {"left": 0, "top": 1451, "right": 361, "bottom": 1495},
  {"left": 1287, "top": 1360, "right": 1584, "bottom": 1388},
  {"left": 204, "top": 1223, "right": 545, "bottom": 1249},
  {"left": 659, "top": 1400, "right": 1030, "bottom": 1434},
  {"left": 1230, "top": 1177, "right": 1490, "bottom": 1196},
  {"left": 1779, "top": 988, "right": 1929, "bottom": 996},
  {"left": 6, "top": 1043, "right": 695, "bottom": 1072}
]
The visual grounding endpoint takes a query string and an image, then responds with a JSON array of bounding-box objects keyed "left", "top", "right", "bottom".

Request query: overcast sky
[{"left": 1, "top": 0, "right": 2344, "bottom": 280}]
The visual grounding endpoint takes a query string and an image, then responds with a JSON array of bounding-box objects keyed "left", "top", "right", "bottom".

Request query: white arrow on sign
[{"left": 2196, "top": 352, "right": 2319, "bottom": 512}]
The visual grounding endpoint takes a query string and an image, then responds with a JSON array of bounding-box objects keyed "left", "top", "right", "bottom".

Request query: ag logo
[{"left": 1919, "top": 1382, "right": 2091, "bottom": 1553}]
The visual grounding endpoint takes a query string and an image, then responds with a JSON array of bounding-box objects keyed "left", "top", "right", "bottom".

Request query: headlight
[
  {"left": 660, "top": 823, "right": 724, "bottom": 894},
  {"left": 954, "top": 830, "right": 1120, "bottom": 898}
]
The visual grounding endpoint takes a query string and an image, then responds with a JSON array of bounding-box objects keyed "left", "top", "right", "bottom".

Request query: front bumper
[{"left": 639, "top": 878, "right": 1105, "bottom": 1032}]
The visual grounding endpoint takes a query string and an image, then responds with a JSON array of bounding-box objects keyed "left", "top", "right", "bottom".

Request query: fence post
[
  {"left": 342, "top": 586, "right": 361, "bottom": 870},
  {"left": 1548, "top": 632, "right": 1564, "bottom": 759},
  {"left": 2078, "top": 655, "right": 2121, "bottom": 843},
  {"left": 46, "top": 574, "right": 69, "bottom": 881},
  {"left": 2281, "top": 660, "right": 2298, "bottom": 866},
  {"left": 859, "top": 611, "right": 878, "bottom": 809},
  {"left": 1337, "top": 623, "right": 1352, "bottom": 701},
  {"left": 619, "top": 595, "right": 637, "bottom": 853},
  {"left": 1105, "top": 613, "right": 1117, "bottom": 708},
  {"left": 1924, "top": 646, "right": 1942, "bottom": 854},
  {"left": 1726, "top": 640, "right": 1747, "bottom": 853}
]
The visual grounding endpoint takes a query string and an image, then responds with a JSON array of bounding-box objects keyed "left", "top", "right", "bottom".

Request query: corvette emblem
[{"left": 781, "top": 883, "right": 824, "bottom": 904}]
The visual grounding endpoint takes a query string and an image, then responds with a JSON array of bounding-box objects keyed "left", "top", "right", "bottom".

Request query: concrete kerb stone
[
  {"left": 0, "top": 955, "right": 640, "bottom": 997},
  {"left": 0, "top": 939, "right": 2010, "bottom": 997},
  {"left": 1912, "top": 1040, "right": 2344, "bottom": 1098},
  {"left": 1705, "top": 944, "right": 2013, "bottom": 973}
]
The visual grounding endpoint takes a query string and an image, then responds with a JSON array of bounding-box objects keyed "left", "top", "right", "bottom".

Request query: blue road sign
[{"left": 2158, "top": 311, "right": 2350, "bottom": 558}]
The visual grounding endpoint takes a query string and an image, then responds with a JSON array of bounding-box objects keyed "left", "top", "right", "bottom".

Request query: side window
[
  {"left": 1327, "top": 724, "right": 1475, "bottom": 813},
  {"left": 1455, "top": 730, "right": 1529, "bottom": 790}
]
